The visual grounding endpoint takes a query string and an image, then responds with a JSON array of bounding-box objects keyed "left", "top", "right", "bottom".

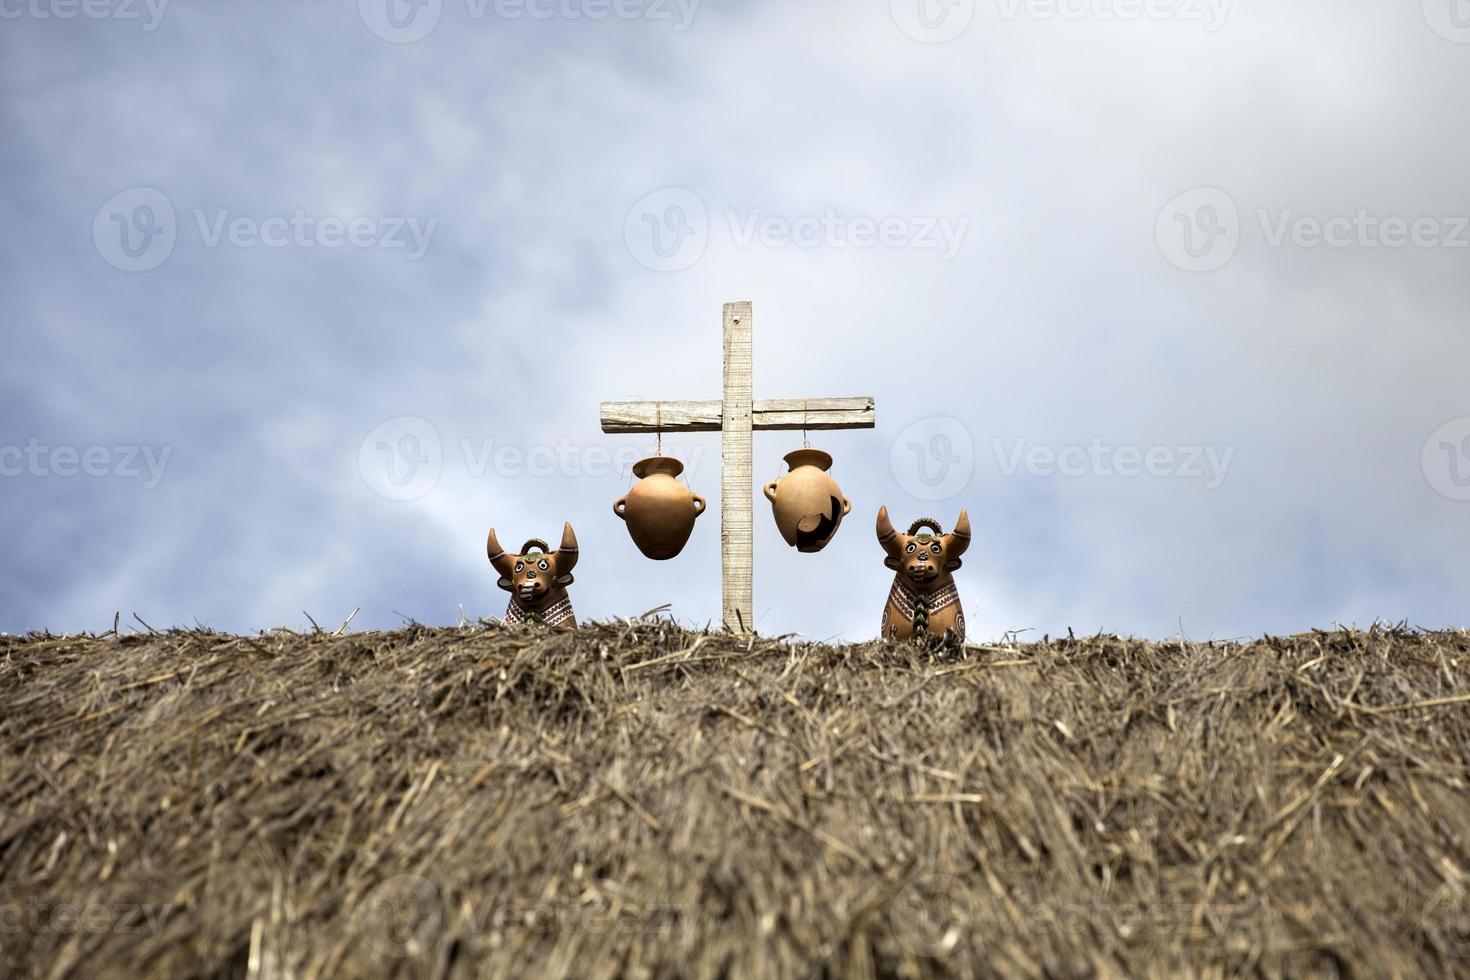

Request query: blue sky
[{"left": 2, "top": 0, "right": 1468, "bottom": 641}]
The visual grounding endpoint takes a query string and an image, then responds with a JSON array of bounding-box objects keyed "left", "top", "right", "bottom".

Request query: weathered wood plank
[
  {"left": 600, "top": 397, "right": 874, "bottom": 434},
  {"left": 751, "top": 397, "right": 876, "bottom": 431},
  {"left": 722, "top": 302, "right": 753, "bottom": 634}
]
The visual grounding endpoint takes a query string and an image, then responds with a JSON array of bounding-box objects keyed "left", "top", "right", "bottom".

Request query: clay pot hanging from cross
[
  {"left": 764, "top": 449, "right": 852, "bottom": 553},
  {"left": 615, "top": 456, "right": 707, "bottom": 560}
]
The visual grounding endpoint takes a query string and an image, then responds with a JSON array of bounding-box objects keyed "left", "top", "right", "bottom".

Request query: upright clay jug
[
  {"left": 764, "top": 449, "right": 852, "bottom": 553},
  {"left": 615, "top": 456, "right": 707, "bottom": 560}
]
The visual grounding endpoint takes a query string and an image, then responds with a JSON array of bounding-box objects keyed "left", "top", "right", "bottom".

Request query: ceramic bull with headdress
[
  {"left": 486, "top": 522, "right": 579, "bottom": 629},
  {"left": 876, "top": 507, "right": 971, "bottom": 644}
]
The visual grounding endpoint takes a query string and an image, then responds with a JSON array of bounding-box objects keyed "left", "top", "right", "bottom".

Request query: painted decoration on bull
[
  {"left": 764, "top": 449, "right": 852, "bottom": 553},
  {"left": 615, "top": 456, "right": 707, "bottom": 560},
  {"left": 487, "top": 523, "right": 579, "bottom": 629},
  {"left": 876, "top": 507, "right": 970, "bottom": 645}
]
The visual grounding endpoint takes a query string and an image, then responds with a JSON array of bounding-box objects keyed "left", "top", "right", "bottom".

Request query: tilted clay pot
[
  {"left": 615, "top": 456, "right": 707, "bottom": 560},
  {"left": 764, "top": 449, "right": 852, "bottom": 553}
]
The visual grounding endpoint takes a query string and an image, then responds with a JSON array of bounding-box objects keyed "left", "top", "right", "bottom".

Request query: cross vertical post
[{"left": 721, "top": 301, "right": 753, "bottom": 632}]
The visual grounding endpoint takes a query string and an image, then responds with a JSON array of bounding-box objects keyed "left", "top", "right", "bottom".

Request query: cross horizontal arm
[{"left": 600, "top": 397, "right": 875, "bottom": 434}]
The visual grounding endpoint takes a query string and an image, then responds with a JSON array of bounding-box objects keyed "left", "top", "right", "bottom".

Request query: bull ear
[
  {"left": 553, "top": 522, "right": 578, "bottom": 584},
  {"left": 487, "top": 528, "right": 516, "bottom": 590}
]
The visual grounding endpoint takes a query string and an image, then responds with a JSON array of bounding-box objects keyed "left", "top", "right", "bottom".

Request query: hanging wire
[
  {"left": 655, "top": 401, "right": 663, "bottom": 457},
  {"left": 802, "top": 399, "right": 810, "bottom": 449}
]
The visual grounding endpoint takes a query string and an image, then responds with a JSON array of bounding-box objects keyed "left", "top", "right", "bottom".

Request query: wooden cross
[{"left": 600, "top": 301, "right": 876, "bottom": 633}]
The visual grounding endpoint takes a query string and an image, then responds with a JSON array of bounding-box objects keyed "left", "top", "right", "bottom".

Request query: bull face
[
  {"left": 876, "top": 507, "right": 971, "bottom": 590},
  {"left": 487, "top": 523, "right": 578, "bottom": 603}
]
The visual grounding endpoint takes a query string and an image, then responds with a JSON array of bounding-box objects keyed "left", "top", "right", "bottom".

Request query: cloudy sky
[{"left": 2, "top": 0, "right": 1467, "bottom": 642}]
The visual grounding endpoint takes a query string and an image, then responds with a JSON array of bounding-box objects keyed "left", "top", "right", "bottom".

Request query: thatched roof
[{"left": 4, "top": 622, "right": 1470, "bottom": 977}]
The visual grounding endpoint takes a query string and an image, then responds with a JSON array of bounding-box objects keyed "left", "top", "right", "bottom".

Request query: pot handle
[
  {"left": 613, "top": 497, "right": 628, "bottom": 520},
  {"left": 691, "top": 493, "right": 707, "bottom": 518},
  {"left": 842, "top": 497, "right": 852, "bottom": 516},
  {"left": 763, "top": 481, "right": 778, "bottom": 502}
]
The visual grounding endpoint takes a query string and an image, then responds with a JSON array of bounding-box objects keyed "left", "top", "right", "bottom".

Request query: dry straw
[{"left": 3, "top": 621, "right": 1470, "bottom": 977}]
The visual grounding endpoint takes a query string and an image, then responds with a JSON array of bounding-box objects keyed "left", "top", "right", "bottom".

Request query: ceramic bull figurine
[
  {"left": 487, "top": 522, "right": 579, "bottom": 629},
  {"left": 877, "top": 507, "right": 971, "bottom": 644}
]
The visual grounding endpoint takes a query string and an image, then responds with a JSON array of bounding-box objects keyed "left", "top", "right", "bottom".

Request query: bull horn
[
  {"left": 876, "top": 506, "right": 903, "bottom": 559},
  {"left": 486, "top": 527, "right": 516, "bottom": 580},
  {"left": 947, "top": 509, "right": 972, "bottom": 559},
  {"left": 555, "top": 522, "right": 579, "bottom": 576}
]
